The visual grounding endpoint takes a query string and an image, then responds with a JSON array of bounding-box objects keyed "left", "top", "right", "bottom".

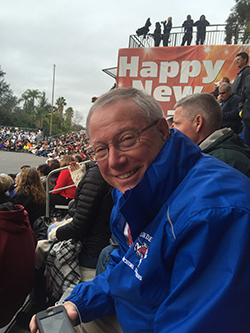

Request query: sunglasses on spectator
[{"left": 219, "top": 91, "right": 226, "bottom": 95}]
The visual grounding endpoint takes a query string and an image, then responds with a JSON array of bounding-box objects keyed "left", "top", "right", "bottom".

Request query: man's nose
[{"left": 108, "top": 144, "right": 127, "bottom": 168}]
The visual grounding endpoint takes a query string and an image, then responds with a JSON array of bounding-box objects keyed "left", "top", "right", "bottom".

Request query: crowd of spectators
[
  {"left": 0, "top": 127, "right": 90, "bottom": 159},
  {"left": 0, "top": 127, "right": 42, "bottom": 152}
]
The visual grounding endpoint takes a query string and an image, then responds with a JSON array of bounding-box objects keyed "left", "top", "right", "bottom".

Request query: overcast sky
[{"left": 1, "top": 0, "right": 236, "bottom": 125}]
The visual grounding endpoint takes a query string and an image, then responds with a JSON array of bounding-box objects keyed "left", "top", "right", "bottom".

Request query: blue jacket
[{"left": 67, "top": 129, "right": 250, "bottom": 332}]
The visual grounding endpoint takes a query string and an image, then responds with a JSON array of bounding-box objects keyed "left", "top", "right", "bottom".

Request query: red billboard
[{"left": 117, "top": 45, "right": 250, "bottom": 116}]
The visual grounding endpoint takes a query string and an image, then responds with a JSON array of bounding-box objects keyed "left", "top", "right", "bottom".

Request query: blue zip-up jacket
[{"left": 67, "top": 129, "right": 250, "bottom": 332}]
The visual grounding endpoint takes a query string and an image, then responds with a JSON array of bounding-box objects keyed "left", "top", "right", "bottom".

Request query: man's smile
[{"left": 115, "top": 168, "right": 140, "bottom": 180}]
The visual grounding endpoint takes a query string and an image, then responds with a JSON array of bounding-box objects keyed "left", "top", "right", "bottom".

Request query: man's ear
[
  {"left": 156, "top": 118, "right": 170, "bottom": 141},
  {"left": 194, "top": 114, "right": 203, "bottom": 133}
]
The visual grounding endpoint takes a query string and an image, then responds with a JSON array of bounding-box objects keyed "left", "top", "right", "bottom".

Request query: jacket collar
[{"left": 199, "top": 128, "right": 231, "bottom": 151}]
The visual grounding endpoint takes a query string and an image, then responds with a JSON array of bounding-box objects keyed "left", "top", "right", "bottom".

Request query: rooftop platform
[{"left": 129, "top": 24, "right": 243, "bottom": 48}]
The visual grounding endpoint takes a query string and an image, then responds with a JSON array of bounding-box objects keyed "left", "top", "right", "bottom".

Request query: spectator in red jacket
[{"left": 49, "top": 155, "right": 77, "bottom": 212}]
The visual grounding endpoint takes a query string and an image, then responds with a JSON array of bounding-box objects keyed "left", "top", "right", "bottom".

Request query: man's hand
[{"left": 29, "top": 302, "right": 79, "bottom": 333}]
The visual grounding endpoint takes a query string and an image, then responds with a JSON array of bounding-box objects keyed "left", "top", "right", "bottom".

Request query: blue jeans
[
  {"left": 95, "top": 235, "right": 118, "bottom": 275},
  {"left": 95, "top": 245, "right": 115, "bottom": 276},
  {"left": 243, "top": 126, "right": 250, "bottom": 146},
  {"left": 47, "top": 220, "right": 67, "bottom": 238}
]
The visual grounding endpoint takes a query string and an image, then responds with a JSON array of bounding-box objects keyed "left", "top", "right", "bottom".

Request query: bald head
[{"left": 86, "top": 87, "right": 164, "bottom": 138}]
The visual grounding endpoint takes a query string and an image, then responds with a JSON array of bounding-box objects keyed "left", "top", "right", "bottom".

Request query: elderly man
[
  {"left": 31, "top": 88, "right": 250, "bottom": 333},
  {"left": 218, "top": 82, "right": 241, "bottom": 134},
  {"left": 173, "top": 92, "right": 250, "bottom": 177}
]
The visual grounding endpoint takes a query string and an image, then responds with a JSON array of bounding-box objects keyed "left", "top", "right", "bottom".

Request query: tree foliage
[
  {"left": 0, "top": 67, "right": 14, "bottom": 109},
  {"left": 72, "top": 110, "right": 84, "bottom": 127},
  {"left": 21, "top": 89, "right": 42, "bottom": 121},
  {"left": 0, "top": 66, "right": 83, "bottom": 135},
  {"left": 225, "top": 0, "right": 250, "bottom": 44},
  {"left": 65, "top": 107, "right": 74, "bottom": 126},
  {"left": 1, "top": 69, "right": 9, "bottom": 95},
  {"left": 55, "top": 96, "right": 67, "bottom": 125},
  {"left": 0, "top": 67, "right": 22, "bottom": 126}
]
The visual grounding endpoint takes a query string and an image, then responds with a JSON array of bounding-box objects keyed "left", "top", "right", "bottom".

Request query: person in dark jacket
[
  {"left": 232, "top": 52, "right": 250, "bottom": 146},
  {"left": 194, "top": 14, "right": 210, "bottom": 45},
  {"left": 49, "top": 164, "right": 113, "bottom": 270},
  {"left": 231, "top": 52, "right": 250, "bottom": 100},
  {"left": 242, "top": 75, "right": 250, "bottom": 145},
  {"left": 153, "top": 22, "right": 162, "bottom": 47},
  {"left": 200, "top": 128, "right": 250, "bottom": 176},
  {"left": 173, "top": 93, "right": 250, "bottom": 178},
  {"left": 181, "top": 14, "right": 194, "bottom": 46},
  {"left": 162, "top": 17, "right": 172, "bottom": 46},
  {"left": 218, "top": 83, "right": 242, "bottom": 134}
]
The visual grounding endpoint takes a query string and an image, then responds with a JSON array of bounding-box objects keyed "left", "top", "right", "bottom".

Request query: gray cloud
[{"left": 1, "top": 0, "right": 235, "bottom": 125}]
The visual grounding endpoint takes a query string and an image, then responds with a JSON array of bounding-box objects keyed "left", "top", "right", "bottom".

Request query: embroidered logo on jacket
[
  {"left": 122, "top": 231, "right": 152, "bottom": 281},
  {"left": 134, "top": 242, "right": 148, "bottom": 268}
]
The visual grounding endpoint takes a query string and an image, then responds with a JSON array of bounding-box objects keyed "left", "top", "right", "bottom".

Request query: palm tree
[
  {"left": 65, "top": 107, "right": 74, "bottom": 126},
  {"left": 0, "top": 67, "right": 13, "bottom": 108},
  {"left": 36, "top": 92, "right": 51, "bottom": 128},
  {"left": 21, "top": 89, "right": 42, "bottom": 121},
  {"left": 55, "top": 97, "right": 67, "bottom": 124}
]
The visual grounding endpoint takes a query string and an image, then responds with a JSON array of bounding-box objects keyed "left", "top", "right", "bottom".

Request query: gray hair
[
  {"left": 174, "top": 93, "right": 222, "bottom": 131},
  {"left": 0, "top": 175, "right": 14, "bottom": 193},
  {"left": 219, "top": 82, "right": 231, "bottom": 91},
  {"left": 86, "top": 87, "right": 164, "bottom": 137}
]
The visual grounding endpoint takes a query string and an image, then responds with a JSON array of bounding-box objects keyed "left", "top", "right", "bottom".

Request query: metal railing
[
  {"left": 129, "top": 24, "right": 242, "bottom": 48},
  {"left": 0, "top": 125, "right": 37, "bottom": 132},
  {"left": 47, "top": 129, "right": 87, "bottom": 140},
  {"left": 45, "top": 160, "right": 91, "bottom": 217}
]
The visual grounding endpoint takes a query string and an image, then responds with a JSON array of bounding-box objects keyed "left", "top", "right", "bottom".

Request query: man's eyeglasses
[
  {"left": 86, "top": 119, "right": 159, "bottom": 161},
  {"left": 219, "top": 91, "right": 226, "bottom": 95}
]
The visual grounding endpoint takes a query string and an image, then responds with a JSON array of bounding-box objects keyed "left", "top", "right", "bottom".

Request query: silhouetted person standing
[
  {"left": 153, "top": 22, "right": 162, "bottom": 47},
  {"left": 162, "top": 17, "right": 172, "bottom": 46},
  {"left": 181, "top": 15, "right": 194, "bottom": 46},
  {"left": 194, "top": 15, "right": 210, "bottom": 45}
]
